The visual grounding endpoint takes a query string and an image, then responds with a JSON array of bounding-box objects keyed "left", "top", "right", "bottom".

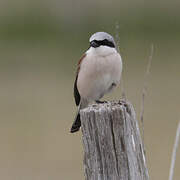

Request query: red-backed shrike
[{"left": 71, "top": 32, "right": 122, "bottom": 133}]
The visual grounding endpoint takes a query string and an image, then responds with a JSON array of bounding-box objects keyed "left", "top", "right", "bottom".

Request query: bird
[{"left": 70, "top": 32, "right": 122, "bottom": 133}]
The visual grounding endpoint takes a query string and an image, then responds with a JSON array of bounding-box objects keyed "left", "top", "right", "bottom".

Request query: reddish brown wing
[{"left": 74, "top": 54, "right": 86, "bottom": 106}]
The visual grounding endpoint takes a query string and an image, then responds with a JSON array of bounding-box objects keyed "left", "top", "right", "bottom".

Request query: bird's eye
[
  {"left": 102, "top": 39, "right": 115, "bottom": 48},
  {"left": 90, "top": 40, "right": 100, "bottom": 48}
]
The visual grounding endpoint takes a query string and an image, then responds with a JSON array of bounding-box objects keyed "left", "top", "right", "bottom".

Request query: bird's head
[{"left": 89, "top": 32, "right": 116, "bottom": 49}]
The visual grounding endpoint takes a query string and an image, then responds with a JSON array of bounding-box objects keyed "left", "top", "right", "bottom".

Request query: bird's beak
[{"left": 90, "top": 41, "right": 99, "bottom": 48}]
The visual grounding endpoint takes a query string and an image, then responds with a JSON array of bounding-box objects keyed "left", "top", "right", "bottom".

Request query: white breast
[{"left": 77, "top": 46, "right": 122, "bottom": 101}]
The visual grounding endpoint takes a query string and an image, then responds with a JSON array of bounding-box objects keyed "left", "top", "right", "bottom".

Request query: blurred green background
[{"left": 0, "top": 0, "right": 180, "bottom": 179}]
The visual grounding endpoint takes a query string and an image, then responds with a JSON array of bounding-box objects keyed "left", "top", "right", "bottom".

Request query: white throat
[{"left": 86, "top": 46, "right": 117, "bottom": 57}]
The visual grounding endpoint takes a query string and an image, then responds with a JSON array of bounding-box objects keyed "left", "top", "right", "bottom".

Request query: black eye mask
[{"left": 90, "top": 39, "right": 115, "bottom": 48}]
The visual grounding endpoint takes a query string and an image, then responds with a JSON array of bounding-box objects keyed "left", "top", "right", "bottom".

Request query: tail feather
[
  {"left": 70, "top": 113, "right": 81, "bottom": 133},
  {"left": 71, "top": 99, "right": 88, "bottom": 133}
]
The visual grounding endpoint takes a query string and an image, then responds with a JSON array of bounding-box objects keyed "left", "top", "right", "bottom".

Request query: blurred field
[{"left": 0, "top": 1, "right": 180, "bottom": 180}]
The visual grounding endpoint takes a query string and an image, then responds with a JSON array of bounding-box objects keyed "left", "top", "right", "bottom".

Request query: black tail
[{"left": 70, "top": 113, "right": 81, "bottom": 133}]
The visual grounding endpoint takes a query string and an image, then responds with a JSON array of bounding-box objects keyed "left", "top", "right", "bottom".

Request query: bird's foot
[{"left": 96, "top": 100, "right": 108, "bottom": 104}]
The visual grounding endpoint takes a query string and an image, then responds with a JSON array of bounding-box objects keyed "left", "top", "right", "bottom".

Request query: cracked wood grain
[{"left": 80, "top": 100, "right": 149, "bottom": 180}]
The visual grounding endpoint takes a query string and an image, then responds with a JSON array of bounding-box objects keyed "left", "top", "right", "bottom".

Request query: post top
[{"left": 81, "top": 100, "right": 132, "bottom": 114}]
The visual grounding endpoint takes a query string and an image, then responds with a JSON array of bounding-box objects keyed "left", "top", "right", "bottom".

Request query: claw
[{"left": 96, "top": 100, "right": 108, "bottom": 104}]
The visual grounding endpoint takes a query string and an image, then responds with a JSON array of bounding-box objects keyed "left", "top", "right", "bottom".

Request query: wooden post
[{"left": 80, "top": 100, "right": 149, "bottom": 180}]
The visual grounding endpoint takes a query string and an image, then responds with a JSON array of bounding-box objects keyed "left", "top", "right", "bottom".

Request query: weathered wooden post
[{"left": 80, "top": 100, "right": 149, "bottom": 180}]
